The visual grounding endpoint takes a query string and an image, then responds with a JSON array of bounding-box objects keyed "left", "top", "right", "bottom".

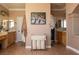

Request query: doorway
[
  {"left": 16, "top": 16, "right": 25, "bottom": 45},
  {"left": 50, "top": 15, "right": 56, "bottom": 47},
  {"left": 51, "top": 28, "right": 56, "bottom": 46},
  {"left": 50, "top": 3, "right": 66, "bottom": 47}
]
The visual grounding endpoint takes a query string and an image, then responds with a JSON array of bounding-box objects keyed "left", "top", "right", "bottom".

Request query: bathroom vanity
[
  {"left": 56, "top": 28, "right": 66, "bottom": 46},
  {"left": 0, "top": 5, "right": 16, "bottom": 49},
  {"left": 56, "top": 19, "right": 67, "bottom": 46},
  {"left": 0, "top": 31, "right": 16, "bottom": 49},
  {"left": 0, "top": 32, "right": 8, "bottom": 48},
  {"left": 0, "top": 19, "right": 16, "bottom": 49}
]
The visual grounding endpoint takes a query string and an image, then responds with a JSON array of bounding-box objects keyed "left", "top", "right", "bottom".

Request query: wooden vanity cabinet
[
  {"left": 62, "top": 32, "right": 66, "bottom": 46},
  {"left": 8, "top": 31, "right": 16, "bottom": 46},
  {"left": 56, "top": 31, "right": 66, "bottom": 46},
  {"left": 56, "top": 31, "right": 62, "bottom": 44},
  {"left": 0, "top": 35, "right": 8, "bottom": 49}
]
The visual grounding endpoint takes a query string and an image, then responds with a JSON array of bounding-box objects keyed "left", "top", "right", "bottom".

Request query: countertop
[
  {"left": 0, "top": 32, "right": 8, "bottom": 36},
  {"left": 8, "top": 30, "right": 16, "bottom": 32},
  {"left": 0, "top": 30, "right": 16, "bottom": 36},
  {"left": 56, "top": 28, "right": 66, "bottom": 32}
]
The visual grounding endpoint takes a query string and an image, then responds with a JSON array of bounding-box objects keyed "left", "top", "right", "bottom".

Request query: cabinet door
[
  {"left": 12, "top": 32, "right": 16, "bottom": 42},
  {"left": 62, "top": 32, "right": 66, "bottom": 46},
  {"left": 8, "top": 33, "right": 12, "bottom": 46},
  {"left": 8, "top": 32, "right": 16, "bottom": 46},
  {"left": 56, "top": 31, "right": 62, "bottom": 44}
]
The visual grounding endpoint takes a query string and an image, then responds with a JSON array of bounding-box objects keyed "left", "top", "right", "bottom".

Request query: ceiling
[
  {"left": 51, "top": 3, "right": 65, "bottom": 9},
  {"left": 0, "top": 3, "right": 66, "bottom": 15},
  {"left": 1, "top": 3, "right": 25, "bottom": 10},
  {"left": 73, "top": 4, "right": 79, "bottom": 13},
  {"left": 51, "top": 3, "right": 66, "bottom": 18}
]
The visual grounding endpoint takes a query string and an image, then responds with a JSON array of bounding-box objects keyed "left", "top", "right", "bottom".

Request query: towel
[{"left": 21, "top": 15, "right": 27, "bottom": 41}]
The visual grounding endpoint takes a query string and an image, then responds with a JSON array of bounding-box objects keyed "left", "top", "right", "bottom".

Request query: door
[
  {"left": 51, "top": 28, "right": 55, "bottom": 46},
  {"left": 16, "top": 16, "right": 25, "bottom": 42}
]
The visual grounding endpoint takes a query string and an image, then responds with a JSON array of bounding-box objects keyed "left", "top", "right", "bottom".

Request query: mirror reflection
[
  {"left": 8, "top": 19, "right": 15, "bottom": 31},
  {"left": 56, "top": 19, "right": 66, "bottom": 31},
  {"left": 0, "top": 19, "right": 8, "bottom": 32}
]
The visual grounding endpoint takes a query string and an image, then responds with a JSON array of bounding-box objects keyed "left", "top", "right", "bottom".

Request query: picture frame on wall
[{"left": 31, "top": 12, "right": 46, "bottom": 25}]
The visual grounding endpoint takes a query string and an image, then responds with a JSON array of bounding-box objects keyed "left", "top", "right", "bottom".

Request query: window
[
  {"left": 64, "top": 20, "right": 67, "bottom": 28},
  {"left": 61, "top": 19, "right": 67, "bottom": 28},
  {"left": 9, "top": 20, "right": 14, "bottom": 28}
]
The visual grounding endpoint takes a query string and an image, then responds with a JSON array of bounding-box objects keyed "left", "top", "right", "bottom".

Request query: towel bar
[{"left": 31, "top": 35, "right": 46, "bottom": 50}]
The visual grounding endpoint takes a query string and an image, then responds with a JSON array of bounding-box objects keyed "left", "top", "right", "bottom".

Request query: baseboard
[
  {"left": 25, "top": 45, "right": 51, "bottom": 49},
  {"left": 66, "top": 46, "right": 79, "bottom": 54}
]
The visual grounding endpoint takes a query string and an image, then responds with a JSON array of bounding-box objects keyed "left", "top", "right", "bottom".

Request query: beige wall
[
  {"left": 66, "top": 4, "right": 79, "bottom": 50},
  {"left": 66, "top": 3, "right": 78, "bottom": 14},
  {"left": 9, "top": 11, "right": 25, "bottom": 31},
  {"left": 9, "top": 11, "right": 25, "bottom": 21},
  {"left": 25, "top": 3, "right": 51, "bottom": 47}
]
